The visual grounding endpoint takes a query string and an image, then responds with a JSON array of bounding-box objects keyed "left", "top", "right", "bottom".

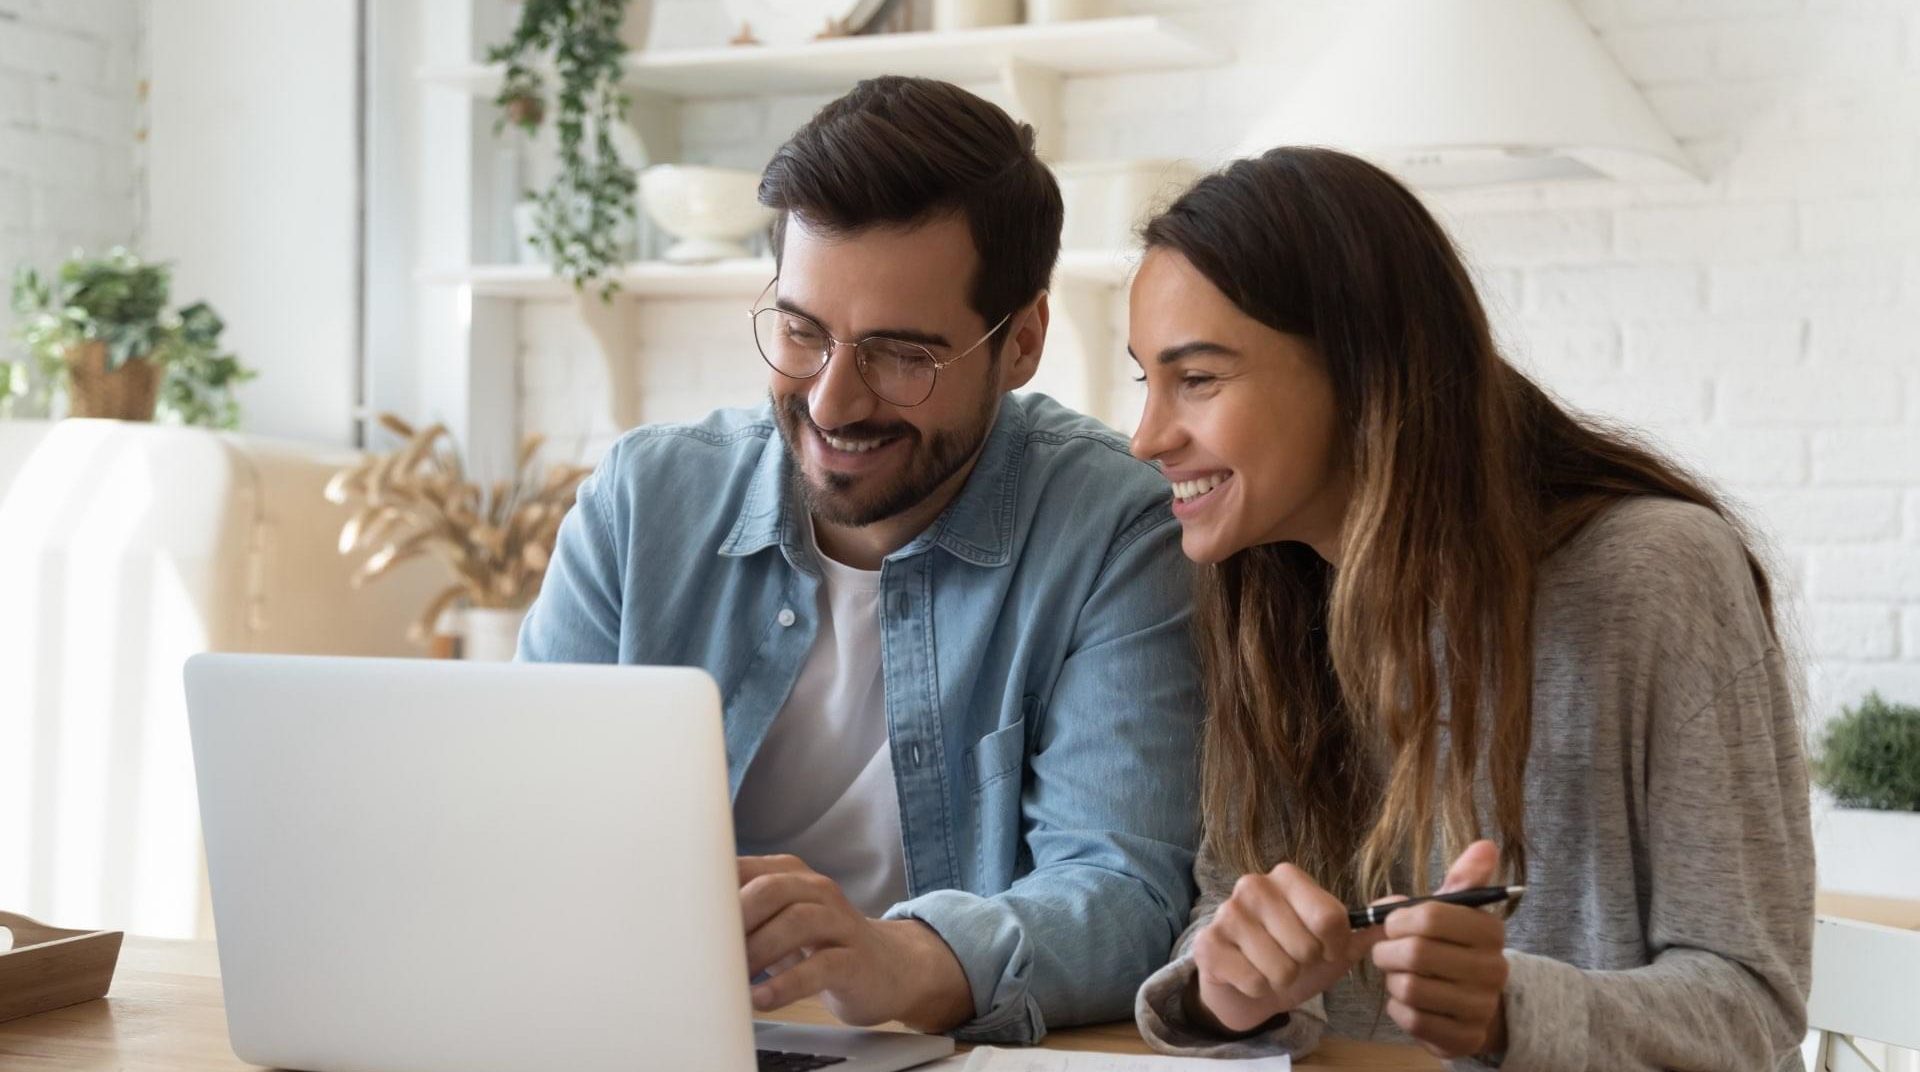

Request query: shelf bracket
[{"left": 998, "top": 58, "right": 1064, "bottom": 161}]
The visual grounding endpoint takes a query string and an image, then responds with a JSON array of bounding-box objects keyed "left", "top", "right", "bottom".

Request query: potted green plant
[
  {"left": 1811, "top": 691, "right": 1920, "bottom": 897},
  {"left": 490, "top": 0, "right": 652, "bottom": 295},
  {"left": 9, "top": 248, "right": 255, "bottom": 429}
]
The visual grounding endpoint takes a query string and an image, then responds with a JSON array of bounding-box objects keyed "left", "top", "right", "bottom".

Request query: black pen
[{"left": 1348, "top": 885, "right": 1526, "bottom": 929}]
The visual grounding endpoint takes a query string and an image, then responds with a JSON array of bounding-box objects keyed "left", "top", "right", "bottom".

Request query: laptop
[{"left": 184, "top": 654, "right": 956, "bottom": 1072}]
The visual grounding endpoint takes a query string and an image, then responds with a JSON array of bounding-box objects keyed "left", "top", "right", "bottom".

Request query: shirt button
[
  {"left": 777, "top": 608, "right": 796, "bottom": 627},
  {"left": 909, "top": 743, "right": 923, "bottom": 768}
]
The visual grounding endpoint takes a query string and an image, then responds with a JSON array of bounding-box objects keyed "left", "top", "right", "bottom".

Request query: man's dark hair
[{"left": 758, "top": 76, "right": 1063, "bottom": 346}]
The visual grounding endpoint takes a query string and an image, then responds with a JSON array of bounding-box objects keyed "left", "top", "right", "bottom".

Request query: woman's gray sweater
[{"left": 1135, "top": 497, "right": 1815, "bottom": 1071}]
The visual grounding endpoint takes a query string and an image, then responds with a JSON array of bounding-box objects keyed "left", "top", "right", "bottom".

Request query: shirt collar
[
  {"left": 718, "top": 418, "right": 805, "bottom": 565},
  {"left": 718, "top": 396, "right": 1026, "bottom": 570}
]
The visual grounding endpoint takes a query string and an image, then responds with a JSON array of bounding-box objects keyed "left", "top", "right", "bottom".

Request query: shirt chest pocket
[
  {"left": 968, "top": 716, "right": 1028, "bottom": 795},
  {"left": 967, "top": 715, "right": 1029, "bottom": 887}
]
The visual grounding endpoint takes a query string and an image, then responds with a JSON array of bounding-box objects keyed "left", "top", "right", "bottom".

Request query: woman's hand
[
  {"left": 1370, "top": 840, "right": 1511, "bottom": 1059},
  {"left": 1189, "top": 862, "right": 1379, "bottom": 1034}
]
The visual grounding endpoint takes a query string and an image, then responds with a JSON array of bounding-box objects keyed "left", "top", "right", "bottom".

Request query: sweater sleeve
[
  {"left": 1133, "top": 837, "right": 1329, "bottom": 1058},
  {"left": 1493, "top": 650, "right": 1813, "bottom": 1072}
]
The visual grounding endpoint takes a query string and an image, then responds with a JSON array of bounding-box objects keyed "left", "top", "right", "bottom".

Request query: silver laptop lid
[{"left": 185, "top": 654, "right": 755, "bottom": 1072}]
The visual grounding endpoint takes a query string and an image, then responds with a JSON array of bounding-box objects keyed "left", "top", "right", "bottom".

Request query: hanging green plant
[{"left": 488, "top": 0, "right": 638, "bottom": 297}]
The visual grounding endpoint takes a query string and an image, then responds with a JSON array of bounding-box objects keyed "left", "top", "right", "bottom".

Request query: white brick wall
[
  {"left": 0, "top": 0, "right": 143, "bottom": 353},
  {"left": 518, "top": 0, "right": 1920, "bottom": 723},
  {"left": 1808, "top": 603, "right": 1899, "bottom": 660},
  {"left": 1457, "top": 0, "right": 1920, "bottom": 721}
]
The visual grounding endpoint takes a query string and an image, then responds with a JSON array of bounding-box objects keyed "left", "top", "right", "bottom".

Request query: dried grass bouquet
[{"left": 325, "top": 414, "right": 593, "bottom": 642}]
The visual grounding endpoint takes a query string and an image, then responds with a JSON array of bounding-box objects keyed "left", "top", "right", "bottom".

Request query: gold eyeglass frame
[{"left": 748, "top": 277, "right": 1015, "bottom": 407}]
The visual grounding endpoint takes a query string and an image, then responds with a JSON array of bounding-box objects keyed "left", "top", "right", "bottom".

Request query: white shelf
[
  {"left": 421, "top": 249, "right": 1136, "bottom": 299},
  {"left": 423, "top": 259, "right": 772, "bottom": 298},
  {"left": 420, "top": 17, "right": 1223, "bottom": 98}
]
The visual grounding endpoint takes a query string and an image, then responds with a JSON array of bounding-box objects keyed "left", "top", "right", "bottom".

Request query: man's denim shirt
[{"left": 519, "top": 392, "right": 1202, "bottom": 1043}]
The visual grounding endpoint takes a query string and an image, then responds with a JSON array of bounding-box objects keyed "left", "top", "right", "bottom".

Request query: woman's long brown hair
[{"left": 1144, "top": 148, "right": 1776, "bottom": 902}]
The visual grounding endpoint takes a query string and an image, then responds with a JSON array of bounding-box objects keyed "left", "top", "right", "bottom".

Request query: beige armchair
[{"left": 0, "top": 420, "right": 445, "bottom": 939}]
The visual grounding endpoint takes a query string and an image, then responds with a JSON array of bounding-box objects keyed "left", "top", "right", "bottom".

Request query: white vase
[
  {"left": 512, "top": 201, "right": 545, "bottom": 264},
  {"left": 619, "top": 1, "right": 654, "bottom": 52},
  {"left": 463, "top": 606, "right": 529, "bottom": 662},
  {"left": 933, "top": 0, "right": 1019, "bottom": 31},
  {"left": 1027, "top": 0, "right": 1096, "bottom": 22},
  {"left": 1811, "top": 797, "right": 1920, "bottom": 898}
]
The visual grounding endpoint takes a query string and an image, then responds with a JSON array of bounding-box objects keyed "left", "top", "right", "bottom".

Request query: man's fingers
[
  {"left": 745, "top": 901, "right": 845, "bottom": 977},
  {"left": 760, "top": 951, "right": 804, "bottom": 978},
  {"left": 750, "top": 947, "right": 854, "bottom": 1012},
  {"left": 737, "top": 854, "right": 810, "bottom": 885},
  {"left": 739, "top": 870, "right": 838, "bottom": 933},
  {"left": 1438, "top": 839, "right": 1500, "bottom": 894}
]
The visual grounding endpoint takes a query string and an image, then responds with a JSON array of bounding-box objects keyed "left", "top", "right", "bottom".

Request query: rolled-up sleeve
[{"left": 1133, "top": 831, "right": 1326, "bottom": 1058}]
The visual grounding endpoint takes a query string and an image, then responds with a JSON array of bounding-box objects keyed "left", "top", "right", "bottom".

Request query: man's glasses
[{"left": 749, "top": 279, "right": 1012, "bottom": 408}]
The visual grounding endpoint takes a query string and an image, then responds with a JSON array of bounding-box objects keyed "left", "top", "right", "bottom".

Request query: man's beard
[{"left": 773, "top": 388, "right": 1000, "bottom": 529}]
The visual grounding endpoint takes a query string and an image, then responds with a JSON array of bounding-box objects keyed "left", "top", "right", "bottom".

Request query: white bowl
[{"left": 639, "top": 165, "right": 777, "bottom": 264}]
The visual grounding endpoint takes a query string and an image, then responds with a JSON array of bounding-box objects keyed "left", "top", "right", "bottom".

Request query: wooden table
[{"left": 0, "top": 937, "right": 1438, "bottom": 1070}]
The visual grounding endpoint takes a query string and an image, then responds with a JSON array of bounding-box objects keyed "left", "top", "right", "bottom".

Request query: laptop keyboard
[{"left": 756, "top": 1049, "right": 848, "bottom": 1071}]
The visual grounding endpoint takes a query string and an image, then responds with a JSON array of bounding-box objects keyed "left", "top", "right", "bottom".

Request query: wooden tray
[{"left": 0, "top": 910, "right": 124, "bottom": 1024}]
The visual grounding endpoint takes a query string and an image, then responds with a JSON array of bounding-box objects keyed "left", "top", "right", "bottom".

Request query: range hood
[{"left": 1240, "top": 0, "right": 1695, "bottom": 188}]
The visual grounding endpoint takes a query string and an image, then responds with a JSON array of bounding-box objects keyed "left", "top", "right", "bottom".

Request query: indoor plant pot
[
  {"left": 9, "top": 248, "right": 253, "bottom": 428},
  {"left": 462, "top": 605, "right": 530, "bottom": 662},
  {"left": 1810, "top": 692, "right": 1920, "bottom": 898},
  {"left": 1811, "top": 797, "right": 1920, "bottom": 897},
  {"left": 63, "top": 340, "right": 161, "bottom": 421}
]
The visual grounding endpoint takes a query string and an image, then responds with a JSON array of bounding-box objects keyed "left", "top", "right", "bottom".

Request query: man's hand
[
  {"left": 1369, "top": 840, "right": 1511, "bottom": 1060},
  {"left": 737, "top": 855, "right": 972, "bottom": 1033},
  {"left": 1188, "top": 862, "right": 1380, "bottom": 1035}
]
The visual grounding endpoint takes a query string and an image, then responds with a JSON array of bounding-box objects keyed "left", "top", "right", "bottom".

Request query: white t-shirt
[{"left": 730, "top": 524, "right": 908, "bottom": 918}]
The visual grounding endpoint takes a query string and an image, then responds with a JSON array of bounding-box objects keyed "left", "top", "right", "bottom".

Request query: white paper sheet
[{"left": 960, "top": 1047, "right": 1291, "bottom": 1071}]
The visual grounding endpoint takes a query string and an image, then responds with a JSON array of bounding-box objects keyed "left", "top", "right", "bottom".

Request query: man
[{"left": 520, "top": 76, "right": 1200, "bottom": 1045}]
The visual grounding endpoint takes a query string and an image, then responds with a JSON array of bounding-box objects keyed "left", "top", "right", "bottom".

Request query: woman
[{"left": 1127, "top": 147, "right": 1813, "bottom": 1070}]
